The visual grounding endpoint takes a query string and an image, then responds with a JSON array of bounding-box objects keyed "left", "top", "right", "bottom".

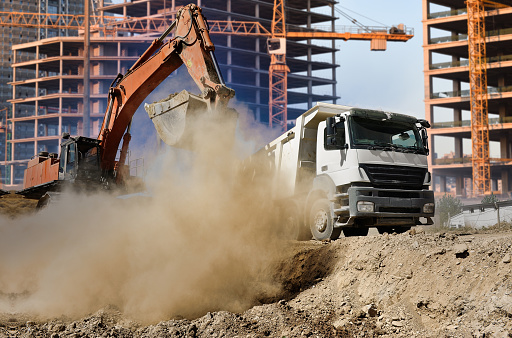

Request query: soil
[
  {"left": 0, "top": 193, "right": 37, "bottom": 218},
  {"left": 1, "top": 226, "right": 511, "bottom": 337}
]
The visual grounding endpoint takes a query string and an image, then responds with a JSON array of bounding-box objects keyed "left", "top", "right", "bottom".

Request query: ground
[{"left": 0, "top": 197, "right": 510, "bottom": 338}]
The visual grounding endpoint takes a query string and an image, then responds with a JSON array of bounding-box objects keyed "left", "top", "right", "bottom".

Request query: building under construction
[
  {"left": 423, "top": 0, "right": 512, "bottom": 198},
  {"left": 4, "top": 0, "right": 339, "bottom": 187}
]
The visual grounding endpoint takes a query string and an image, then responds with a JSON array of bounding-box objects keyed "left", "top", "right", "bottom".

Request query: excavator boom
[
  {"left": 99, "top": 3, "right": 235, "bottom": 172},
  {"left": 17, "top": 3, "right": 236, "bottom": 200}
]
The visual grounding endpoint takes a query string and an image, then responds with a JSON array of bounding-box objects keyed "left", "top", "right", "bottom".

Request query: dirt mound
[
  {"left": 3, "top": 228, "right": 512, "bottom": 337},
  {"left": 0, "top": 193, "right": 37, "bottom": 218}
]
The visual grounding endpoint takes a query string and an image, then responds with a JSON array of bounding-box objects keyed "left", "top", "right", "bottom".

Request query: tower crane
[
  {"left": 466, "top": 0, "right": 508, "bottom": 196},
  {"left": 267, "top": 1, "right": 414, "bottom": 130}
]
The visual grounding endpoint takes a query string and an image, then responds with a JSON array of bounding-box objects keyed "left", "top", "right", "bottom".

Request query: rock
[
  {"left": 361, "top": 304, "right": 378, "bottom": 317},
  {"left": 447, "top": 324, "right": 458, "bottom": 330},
  {"left": 454, "top": 243, "right": 469, "bottom": 258},
  {"left": 454, "top": 243, "right": 468, "bottom": 254},
  {"left": 332, "top": 318, "right": 349, "bottom": 330},
  {"left": 412, "top": 241, "right": 419, "bottom": 249},
  {"left": 427, "top": 248, "right": 446, "bottom": 258},
  {"left": 415, "top": 227, "right": 425, "bottom": 234},
  {"left": 502, "top": 253, "right": 511, "bottom": 264},
  {"left": 391, "top": 321, "right": 404, "bottom": 327},
  {"left": 53, "top": 324, "right": 65, "bottom": 332}
]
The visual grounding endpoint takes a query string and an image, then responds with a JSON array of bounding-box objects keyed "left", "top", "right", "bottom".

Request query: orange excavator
[{"left": 16, "top": 4, "right": 235, "bottom": 205}]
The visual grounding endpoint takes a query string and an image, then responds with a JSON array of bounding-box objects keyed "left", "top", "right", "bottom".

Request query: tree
[
  {"left": 436, "top": 194, "right": 463, "bottom": 226},
  {"left": 481, "top": 192, "right": 499, "bottom": 204}
]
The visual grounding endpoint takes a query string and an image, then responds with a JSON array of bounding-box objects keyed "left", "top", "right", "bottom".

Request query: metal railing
[
  {"left": 432, "top": 116, "right": 512, "bottom": 129},
  {"left": 434, "top": 157, "right": 512, "bottom": 165},
  {"left": 293, "top": 24, "right": 414, "bottom": 36},
  {"left": 430, "top": 27, "right": 512, "bottom": 44},
  {"left": 431, "top": 85, "right": 512, "bottom": 99},
  {"left": 430, "top": 53, "right": 512, "bottom": 70},
  {"left": 428, "top": 8, "right": 467, "bottom": 19}
]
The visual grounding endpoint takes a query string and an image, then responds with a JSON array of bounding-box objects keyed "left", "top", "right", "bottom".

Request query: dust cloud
[{"left": 0, "top": 107, "right": 287, "bottom": 323}]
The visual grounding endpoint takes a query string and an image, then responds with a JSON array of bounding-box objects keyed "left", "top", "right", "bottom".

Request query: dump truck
[
  {"left": 247, "top": 103, "right": 434, "bottom": 240},
  {"left": 17, "top": 4, "right": 236, "bottom": 205}
]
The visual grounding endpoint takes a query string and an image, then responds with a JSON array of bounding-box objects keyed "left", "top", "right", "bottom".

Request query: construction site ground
[{"left": 0, "top": 191, "right": 511, "bottom": 338}]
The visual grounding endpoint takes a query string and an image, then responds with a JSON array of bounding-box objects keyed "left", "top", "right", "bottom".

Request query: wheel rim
[{"left": 314, "top": 209, "right": 328, "bottom": 233}]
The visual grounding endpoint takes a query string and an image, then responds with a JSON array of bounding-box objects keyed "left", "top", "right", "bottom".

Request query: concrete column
[
  {"left": 456, "top": 175, "right": 464, "bottom": 197},
  {"left": 146, "top": 2, "right": 151, "bottom": 34},
  {"left": 423, "top": 0, "right": 430, "bottom": 20},
  {"left": 226, "top": 0, "right": 232, "bottom": 84},
  {"left": 440, "top": 175, "right": 446, "bottom": 193},
  {"left": 500, "top": 135, "right": 510, "bottom": 159},
  {"left": 499, "top": 103, "right": 506, "bottom": 123},
  {"left": 502, "top": 170, "right": 510, "bottom": 196},
  {"left": 454, "top": 108, "right": 462, "bottom": 160}
]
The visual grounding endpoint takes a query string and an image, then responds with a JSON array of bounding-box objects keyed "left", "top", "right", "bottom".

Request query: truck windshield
[{"left": 349, "top": 116, "right": 425, "bottom": 153}]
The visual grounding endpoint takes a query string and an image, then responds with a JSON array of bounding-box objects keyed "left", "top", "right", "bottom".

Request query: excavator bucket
[
  {"left": 145, "top": 90, "right": 238, "bottom": 148},
  {"left": 145, "top": 90, "right": 210, "bottom": 147}
]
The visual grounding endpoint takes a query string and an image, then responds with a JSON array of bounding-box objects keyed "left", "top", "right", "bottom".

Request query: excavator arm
[{"left": 98, "top": 3, "right": 235, "bottom": 173}]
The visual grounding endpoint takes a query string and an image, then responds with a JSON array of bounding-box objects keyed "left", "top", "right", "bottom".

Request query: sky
[{"left": 333, "top": 1, "right": 425, "bottom": 119}]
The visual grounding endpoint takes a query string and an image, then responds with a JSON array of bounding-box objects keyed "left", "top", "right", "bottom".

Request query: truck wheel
[
  {"left": 309, "top": 199, "right": 339, "bottom": 241},
  {"left": 343, "top": 227, "right": 369, "bottom": 237},
  {"left": 281, "top": 206, "right": 310, "bottom": 241},
  {"left": 377, "top": 226, "right": 411, "bottom": 234}
]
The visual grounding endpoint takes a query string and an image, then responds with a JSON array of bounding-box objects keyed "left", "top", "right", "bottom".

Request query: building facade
[
  {"left": 423, "top": 0, "right": 512, "bottom": 199},
  {"left": 1, "top": 0, "right": 86, "bottom": 186}
]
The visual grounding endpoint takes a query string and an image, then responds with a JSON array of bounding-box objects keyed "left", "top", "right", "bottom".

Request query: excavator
[{"left": 16, "top": 4, "right": 236, "bottom": 206}]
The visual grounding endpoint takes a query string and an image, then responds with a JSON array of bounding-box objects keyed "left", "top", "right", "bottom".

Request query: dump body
[{"left": 253, "top": 102, "right": 434, "bottom": 240}]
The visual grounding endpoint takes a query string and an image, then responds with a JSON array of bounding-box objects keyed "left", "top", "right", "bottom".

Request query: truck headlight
[
  {"left": 423, "top": 203, "right": 435, "bottom": 214},
  {"left": 357, "top": 201, "right": 374, "bottom": 212}
]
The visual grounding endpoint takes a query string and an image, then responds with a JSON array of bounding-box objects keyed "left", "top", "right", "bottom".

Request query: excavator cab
[{"left": 59, "top": 134, "right": 101, "bottom": 183}]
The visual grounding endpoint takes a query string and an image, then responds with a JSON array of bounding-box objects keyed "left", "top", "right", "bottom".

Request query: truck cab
[
  {"left": 254, "top": 103, "right": 435, "bottom": 241},
  {"left": 59, "top": 134, "right": 102, "bottom": 184},
  {"left": 313, "top": 108, "right": 434, "bottom": 238}
]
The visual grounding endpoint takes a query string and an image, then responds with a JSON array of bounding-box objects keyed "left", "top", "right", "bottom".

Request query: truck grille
[{"left": 360, "top": 164, "right": 427, "bottom": 189}]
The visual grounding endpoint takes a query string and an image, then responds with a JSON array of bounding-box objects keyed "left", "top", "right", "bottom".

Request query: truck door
[
  {"left": 317, "top": 119, "right": 348, "bottom": 176},
  {"left": 59, "top": 143, "right": 77, "bottom": 180}
]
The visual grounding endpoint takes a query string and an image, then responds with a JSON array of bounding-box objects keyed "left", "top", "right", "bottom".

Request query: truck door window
[
  {"left": 59, "top": 145, "right": 66, "bottom": 172},
  {"left": 67, "top": 144, "right": 76, "bottom": 172}
]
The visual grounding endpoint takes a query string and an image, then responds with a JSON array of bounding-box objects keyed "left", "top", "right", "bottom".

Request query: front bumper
[{"left": 348, "top": 186, "right": 435, "bottom": 218}]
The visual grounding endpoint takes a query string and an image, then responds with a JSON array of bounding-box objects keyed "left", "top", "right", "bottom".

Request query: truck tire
[
  {"left": 281, "top": 205, "right": 311, "bottom": 241},
  {"left": 309, "top": 199, "right": 340, "bottom": 241},
  {"left": 343, "top": 227, "right": 369, "bottom": 237}
]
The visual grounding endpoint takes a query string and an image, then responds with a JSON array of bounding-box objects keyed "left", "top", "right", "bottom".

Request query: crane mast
[
  {"left": 467, "top": 0, "right": 491, "bottom": 196},
  {"left": 268, "top": 0, "right": 290, "bottom": 131}
]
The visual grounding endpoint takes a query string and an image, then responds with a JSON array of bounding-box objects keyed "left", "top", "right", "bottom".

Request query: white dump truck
[{"left": 249, "top": 103, "right": 435, "bottom": 240}]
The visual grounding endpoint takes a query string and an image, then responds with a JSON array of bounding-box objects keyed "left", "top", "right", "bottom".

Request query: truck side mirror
[
  {"left": 417, "top": 119, "right": 431, "bottom": 128},
  {"left": 421, "top": 129, "right": 429, "bottom": 155},
  {"left": 325, "top": 117, "right": 337, "bottom": 149}
]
